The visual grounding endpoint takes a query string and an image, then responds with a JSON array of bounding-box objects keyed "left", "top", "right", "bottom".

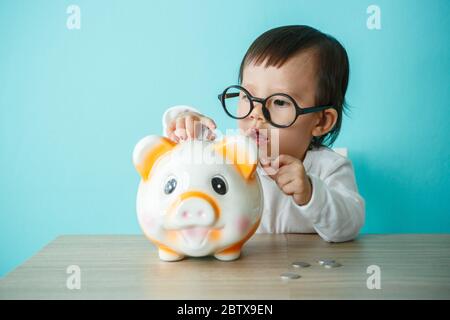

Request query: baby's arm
[
  {"left": 162, "top": 105, "right": 216, "bottom": 142},
  {"left": 285, "top": 157, "right": 365, "bottom": 242}
]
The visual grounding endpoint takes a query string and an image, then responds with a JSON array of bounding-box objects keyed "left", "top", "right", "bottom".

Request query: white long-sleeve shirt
[{"left": 162, "top": 105, "right": 365, "bottom": 242}]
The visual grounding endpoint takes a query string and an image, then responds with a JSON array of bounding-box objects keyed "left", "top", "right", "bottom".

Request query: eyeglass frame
[{"left": 218, "top": 85, "right": 334, "bottom": 128}]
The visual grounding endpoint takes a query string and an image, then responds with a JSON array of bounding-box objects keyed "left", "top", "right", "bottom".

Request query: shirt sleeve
[
  {"left": 290, "top": 157, "right": 366, "bottom": 242},
  {"left": 161, "top": 105, "right": 201, "bottom": 136}
]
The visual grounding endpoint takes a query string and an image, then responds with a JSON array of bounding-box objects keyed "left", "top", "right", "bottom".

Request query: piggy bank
[{"left": 132, "top": 135, "right": 263, "bottom": 261}]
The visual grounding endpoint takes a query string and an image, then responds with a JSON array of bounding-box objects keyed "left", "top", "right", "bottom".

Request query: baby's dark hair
[{"left": 238, "top": 25, "right": 349, "bottom": 149}]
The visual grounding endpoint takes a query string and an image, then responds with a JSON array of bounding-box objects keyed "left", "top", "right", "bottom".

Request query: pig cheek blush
[
  {"left": 132, "top": 135, "right": 263, "bottom": 262},
  {"left": 236, "top": 217, "right": 251, "bottom": 234}
]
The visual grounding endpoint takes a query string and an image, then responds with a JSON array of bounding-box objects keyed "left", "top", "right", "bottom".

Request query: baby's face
[{"left": 238, "top": 49, "right": 321, "bottom": 161}]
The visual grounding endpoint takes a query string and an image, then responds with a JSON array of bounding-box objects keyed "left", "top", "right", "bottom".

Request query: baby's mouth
[{"left": 247, "top": 128, "right": 269, "bottom": 147}]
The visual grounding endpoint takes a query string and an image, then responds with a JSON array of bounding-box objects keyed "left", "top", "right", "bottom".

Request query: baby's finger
[
  {"left": 205, "top": 129, "right": 216, "bottom": 140},
  {"left": 198, "top": 122, "right": 215, "bottom": 140},
  {"left": 261, "top": 161, "right": 277, "bottom": 179},
  {"left": 271, "top": 154, "right": 300, "bottom": 172},
  {"left": 175, "top": 117, "right": 187, "bottom": 140},
  {"left": 274, "top": 164, "right": 293, "bottom": 178},
  {"left": 166, "top": 120, "right": 177, "bottom": 137},
  {"left": 194, "top": 120, "right": 208, "bottom": 140},
  {"left": 185, "top": 116, "right": 195, "bottom": 139},
  {"left": 280, "top": 180, "right": 299, "bottom": 196},
  {"left": 175, "top": 128, "right": 188, "bottom": 141},
  {"left": 259, "top": 157, "right": 270, "bottom": 166},
  {"left": 200, "top": 117, "right": 217, "bottom": 131},
  {"left": 275, "top": 173, "right": 294, "bottom": 188},
  {"left": 168, "top": 132, "right": 180, "bottom": 143}
]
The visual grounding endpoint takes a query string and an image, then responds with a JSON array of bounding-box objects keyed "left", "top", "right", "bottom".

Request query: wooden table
[{"left": 1, "top": 234, "right": 449, "bottom": 299}]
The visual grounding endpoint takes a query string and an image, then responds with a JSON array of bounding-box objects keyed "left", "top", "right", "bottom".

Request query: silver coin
[
  {"left": 292, "top": 261, "right": 311, "bottom": 268},
  {"left": 323, "top": 262, "right": 342, "bottom": 268},
  {"left": 280, "top": 272, "right": 301, "bottom": 280},
  {"left": 317, "top": 259, "right": 335, "bottom": 265}
]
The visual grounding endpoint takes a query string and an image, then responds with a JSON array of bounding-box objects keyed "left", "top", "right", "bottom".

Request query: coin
[
  {"left": 323, "top": 261, "right": 342, "bottom": 268},
  {"left": 317, "top": 259, "right": 335, "bottom": 265},
  {"left": 280, "top": 272, "right": 301, "bottom": 280},
  {"left": 292, "top": 261, "right": 311, "bottom": 268}
]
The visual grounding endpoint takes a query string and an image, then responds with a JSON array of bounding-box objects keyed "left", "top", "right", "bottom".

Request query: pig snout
[
  {"left": 175, "top": 198, "right": 215, "bottom": 226},
  {"left": 170, "top": 191, "right": 220, "bottom": 228}
]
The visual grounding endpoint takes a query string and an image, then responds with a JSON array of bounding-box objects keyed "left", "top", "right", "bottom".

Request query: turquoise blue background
[{"left": 1, "top": 0, "right": 449, "bottom": 277}]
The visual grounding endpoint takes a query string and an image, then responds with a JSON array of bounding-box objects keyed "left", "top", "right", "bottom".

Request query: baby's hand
[
  {"left": 166, "top": 111, "right": 216, "bottom": 142},
  {"left": 261, "top": 155, "right": 312, "bottom": 206}
]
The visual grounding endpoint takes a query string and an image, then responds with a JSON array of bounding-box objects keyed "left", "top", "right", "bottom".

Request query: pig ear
[
  {"left": 214, "top": 135, "right": 258, "bottom": 180},
  {"left": 133, "top": 135, "right": 176, "bottom": 180}
]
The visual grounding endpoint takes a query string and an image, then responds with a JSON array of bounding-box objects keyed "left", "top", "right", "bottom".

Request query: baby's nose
[{"left": 249, "top": 104, "right": 266, "bottom": 121}]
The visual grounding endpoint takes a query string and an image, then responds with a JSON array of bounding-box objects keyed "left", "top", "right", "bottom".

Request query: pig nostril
[
  {"left": 182, "top": 211, "right": 189, "bottom": 219},
  {"left": 198, "top": 210, "right": 206, "bottom": 218}
]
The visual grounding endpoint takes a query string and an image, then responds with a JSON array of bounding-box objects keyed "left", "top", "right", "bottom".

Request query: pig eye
[
  {"left": 164, "top": 177, "right": 177, "bottom": 194},
  {"left": 211, "top": 175, "right": 227, "bottom": 195}
]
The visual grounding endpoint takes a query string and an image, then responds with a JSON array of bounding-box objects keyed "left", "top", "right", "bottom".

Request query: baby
[{"left": 162, "top": 25, "right": 365, "bottom": 242}]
